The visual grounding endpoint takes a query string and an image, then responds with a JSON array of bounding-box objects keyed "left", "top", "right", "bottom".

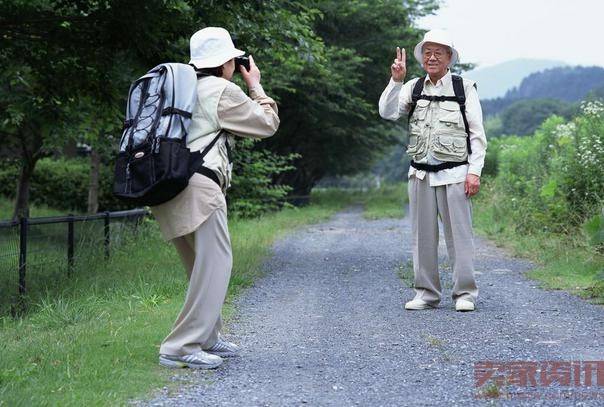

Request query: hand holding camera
[{"left": 237, "top": 55, "right": 261, "bottom": 89}]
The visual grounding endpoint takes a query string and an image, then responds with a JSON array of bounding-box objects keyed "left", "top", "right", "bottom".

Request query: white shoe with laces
[
  {"left": 204, "top": 335, "right": 240, "bottom": 358},
  {"left": 159, "top": 350, "right": 223, "bottom": 369}
]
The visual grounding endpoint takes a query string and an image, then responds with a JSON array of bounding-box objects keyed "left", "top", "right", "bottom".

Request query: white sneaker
[
  {"left": 455, "top": 299, "right": 476, "bottom": 312},
  {"left": 204, "top": 336, "right": 240, "bottom": 358},
  {"left": 405, "top": 298, "right": 437, "bottom": 310},
  {"left": 159, "top": 350, "right": 223, "bottom": 369}
]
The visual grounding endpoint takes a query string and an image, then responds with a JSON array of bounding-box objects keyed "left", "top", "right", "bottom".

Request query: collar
[{"left": 423, "top": 70, "right": 452, "bottom": 87}]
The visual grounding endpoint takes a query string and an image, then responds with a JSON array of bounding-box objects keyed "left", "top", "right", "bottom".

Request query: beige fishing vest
[
  {"left": 407, "top": 77, "right": 475, "bottom": 163},
  {"left": 187, "top": 75, "right": 236, "bottom": 192}
]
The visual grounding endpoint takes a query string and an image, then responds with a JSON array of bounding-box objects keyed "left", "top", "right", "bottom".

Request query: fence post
[
  {"left": 67, "top": 214, "right": 74, "bottom": 276},
  {"left": 104, "top": 211, "right": 110, "bottom": 259},
  {"left": 132, "top": 213, "right": 140, "bottom": 235},
  {"left": 16, "top": 216, "right": 28, "bottom": 314}
]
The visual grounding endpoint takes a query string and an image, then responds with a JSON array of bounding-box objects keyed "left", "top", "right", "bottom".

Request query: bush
[
  {"left": 481, "top": 136, "right": 503, "bottom": 177},
  {"left": 0, "top": 141, "right": 298, "bottom": 217},
  {"left": 228, "top": 138, "right": 297, "bottom": 218},
  {"left": 487, "top": 100, "right": 604, "bottom": 242},
  {"left": 0, "top": 157, "right": 127, "bottom": 213}
]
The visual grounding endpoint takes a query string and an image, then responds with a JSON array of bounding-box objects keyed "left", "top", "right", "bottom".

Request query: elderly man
[{"left": 378, "top": 29, "right": 487, "bottom": 312}]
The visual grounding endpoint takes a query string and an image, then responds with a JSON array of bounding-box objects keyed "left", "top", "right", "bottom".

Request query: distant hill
[
  {"left": 481, "top": 66, "right": 604, "bottom": 117},
  {"left": 466, "top": 59, "right": 567, "bottom": 99}
]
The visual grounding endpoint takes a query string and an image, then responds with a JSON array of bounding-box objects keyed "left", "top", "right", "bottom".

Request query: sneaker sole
[
  {"left": 159, "top": 356, "right": 222, "bottom": 369},
  {"left": 205, "top": 350, "right": 238, "bottom": 358},
  {"left": 405, "top": 303, "right": 438, "bottom": 310}
]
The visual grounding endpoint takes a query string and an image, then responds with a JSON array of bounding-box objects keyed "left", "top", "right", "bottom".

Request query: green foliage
[
  {"left": 228, "top": 139, "right": 298, "bottom": 218},
  {"left": 0, "top": 197, "right": 67, "bottom": 220},
  {"left": 0, "top": 158, "right": 124, "bottom": 213},
  {"left": 0, "top": 0, "right": 438, "bottom": 216},
  {"left": 0, "top": 152, "right": 298, "bottom": 217},
  {"left": 263, "top": 0, "right": 437, "bottom": 194},
  {"left": 498, "top": 99, "right": 575, "bottom": 136},
  {"left": 481, "top": 136, "right": 503, "bottom": 177},
  {"left": 485, "top": 100, "right": 604, "bottom": 244},
  {"left": 583, "top": 210, "right": 604, "bottom": 250},
  {"left": 474, "top": 180, "right": 604, "bottom": 303},
  {"left": 483, "top": 115, "right": 503, "bottom": 138}
]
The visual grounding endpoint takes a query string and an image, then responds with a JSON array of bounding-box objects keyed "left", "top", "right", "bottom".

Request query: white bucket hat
[
  {"left": 189, "top": 27, "right": 245, "bottom": 69},
  {"left": 413, "top": 29, "right": 459, "bottom": 68}
]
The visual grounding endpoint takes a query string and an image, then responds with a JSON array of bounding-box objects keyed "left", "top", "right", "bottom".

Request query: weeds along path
[{"left": 143, "top": 207, "right": 603, "bottom": 406}]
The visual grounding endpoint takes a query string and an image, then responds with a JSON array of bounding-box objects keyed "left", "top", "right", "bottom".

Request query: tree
[
  {"left": 0, "top": 0, "right": 201, "bottom": 219},
  {"left": 264, "top": 0, "right": 438, "bottom": 196},
  {"left": 500, "top": 99, "right": 574, "bottom": 136},
  {"left": 1, "top": 0, "right": 441, "bottom": 216}
]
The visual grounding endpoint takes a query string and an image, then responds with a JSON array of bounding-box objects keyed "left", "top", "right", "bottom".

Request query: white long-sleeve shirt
[{"left": 378, "top": 71, "right": 487, "bottom": 186}]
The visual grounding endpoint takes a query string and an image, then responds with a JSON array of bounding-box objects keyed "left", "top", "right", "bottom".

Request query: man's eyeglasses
[{"left": 422, "top": 50, "right": 446, "bottom": 60}]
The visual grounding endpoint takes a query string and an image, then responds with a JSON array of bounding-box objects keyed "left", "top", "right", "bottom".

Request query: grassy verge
[
  {"left": 473, "top": 181, "right": 604, "bottom": 304},
  {"left": 360, "top": 184, "right": 408, "bottom": 220},
  {"left": 312, "top": 184, "right": 408, "bottom": 220},
  {"left": 0, "top": 197, "right": 76, "bottom": 220},
  {"left": 0, "top": 190, "right": 354, "bottom": 406}
]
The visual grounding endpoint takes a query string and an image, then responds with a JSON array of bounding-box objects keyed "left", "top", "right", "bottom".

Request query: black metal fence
[{"left": 0, "top": 209, "right": 148, "bottom": 316}]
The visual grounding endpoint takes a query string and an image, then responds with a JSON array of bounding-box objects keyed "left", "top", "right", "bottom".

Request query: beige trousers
[
  {"left": 408, "top": 175, "right": 479, "bottom": 305},
  {"left": 159, "top": 208, "right": 232, "bottom": 356}
]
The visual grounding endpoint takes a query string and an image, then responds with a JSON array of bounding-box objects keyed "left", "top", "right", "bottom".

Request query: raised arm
[
  {"left": 378, "top": 47, "right": 412, "bottom": 120},
  {"left": 218, "top": 55, "right": 280, "bottom": 138}
]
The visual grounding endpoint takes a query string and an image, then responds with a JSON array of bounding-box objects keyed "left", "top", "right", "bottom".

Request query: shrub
[
  {"left": 487, "top": 101, "right": 604, "bottom": 239},
  {"left": 0, "top": 158, "right": 127, "bottom": 213},
  {"left": 0, "top": 141, "right": 298, "bottom": 218},
  {"left": 228, "top": 138, "right": 297, "bottom": 218}
]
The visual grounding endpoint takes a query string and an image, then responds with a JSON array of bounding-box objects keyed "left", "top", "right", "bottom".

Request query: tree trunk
[
  {"left": 12, "top": 158, "right": 37, "bottom": 221},
  {"left": 283, "top": 165, "right": 321, "bottom": 206},
  {"left": 87, "top": 149, "right": 100, "bottom": 214},
  {"left": 12, "top": 127, "right": 44, "bottom": 221}
]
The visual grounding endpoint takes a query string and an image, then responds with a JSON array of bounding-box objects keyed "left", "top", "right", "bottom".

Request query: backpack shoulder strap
[
  {"left": 189, "top": 130, "right": 226, "bottom": 178},
  {"left": 412, "top": 77, "right": 425, "bottom": 102},
  {"left": 407, "top": 78, "right": 425, "bottom": 123},
  {"left": 451, "top": 75, "right": 466, "bottom": 104},
  {"left": 451, "top": 75, "right": 473, "bottom": 155}
]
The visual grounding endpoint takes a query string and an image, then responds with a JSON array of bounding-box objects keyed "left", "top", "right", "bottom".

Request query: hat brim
[
  {"left": 189, "top": 48, "right": 245, "bottom": 69},
  {"left": 413, "top": 41, "right": 458, "bottom": 68}
]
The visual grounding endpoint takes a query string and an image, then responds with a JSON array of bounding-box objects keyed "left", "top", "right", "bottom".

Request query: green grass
[
  {"left": 396, "top": 259, "right": 414, "bottom": 288},
  {"left": 0, "top": 190, "right": 354, "bottom": 406},
  {"left": 0, "top": 197, "right": 78, "bottom": 221},
  {"left": 312, "top": 184, "right": 408, "bottom": 220},
  {"left": 360, "top": 184, "right": 408, "bottom": 220},
  {"left": 473, "top": 181, "right": 604, "bottom": 304}
]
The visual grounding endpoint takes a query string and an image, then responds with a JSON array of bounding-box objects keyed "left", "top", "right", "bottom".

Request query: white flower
[
  {"left": 580, "top": 100, "right": 604, "bottom": 116},
  {"left": 554, "top": 122, "right": 576, "bottom": 138}
]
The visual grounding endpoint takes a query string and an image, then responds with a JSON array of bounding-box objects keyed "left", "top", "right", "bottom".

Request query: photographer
[{"left": 152, "top": 27, "right": 280, "bottom": 369}]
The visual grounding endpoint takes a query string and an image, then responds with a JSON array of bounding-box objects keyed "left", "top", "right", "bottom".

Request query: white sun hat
[
  {"left": 189, "top": 27, "right": 245, "bottom": 69},
  {"left": 413, "top": 29, "right": 459, "bottom": 68}
]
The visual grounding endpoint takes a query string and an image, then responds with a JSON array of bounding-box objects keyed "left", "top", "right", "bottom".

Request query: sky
[{"left": 417, "top": 0, "right": 604, "bottom": 69}]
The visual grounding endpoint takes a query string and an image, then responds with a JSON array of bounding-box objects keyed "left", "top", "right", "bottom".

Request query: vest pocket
[
  {"left": 437, "top": 101, "right": 463, "bottom": 129},
  {"left": 431, "top": 134, "right": 467, "bottom": 162},
  {"left": 406, "top": 134, "right": 427, "bottom": 158}
]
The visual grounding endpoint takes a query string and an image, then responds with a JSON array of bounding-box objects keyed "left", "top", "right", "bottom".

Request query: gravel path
[{"left": 143, "top": 207, "right": 603, "bottom": 406}]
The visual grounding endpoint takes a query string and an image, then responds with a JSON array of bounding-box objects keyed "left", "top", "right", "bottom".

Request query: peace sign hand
[{"left": 391, "top": 47, "right": 406, "bottom": 82}]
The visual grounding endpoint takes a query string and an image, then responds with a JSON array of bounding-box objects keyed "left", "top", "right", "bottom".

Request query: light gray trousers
[
  {"left": 159, "top": 208, "right": 232, "bottom": 356},
  {"left": 408, "top": 175, "right": 479, "bottom": 305}
]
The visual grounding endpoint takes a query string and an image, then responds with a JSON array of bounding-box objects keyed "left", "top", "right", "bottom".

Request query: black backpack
[
  {"left": 113, "top": 63, "right": 222, "bottom": 206},
  {"left": 407, "top": 75, "right": 475, "bottom": 172}
]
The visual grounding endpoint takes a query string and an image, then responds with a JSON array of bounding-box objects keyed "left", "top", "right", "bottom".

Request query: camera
[{"left": 235, "top": 56, "right": 250, "bottom": 72}]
